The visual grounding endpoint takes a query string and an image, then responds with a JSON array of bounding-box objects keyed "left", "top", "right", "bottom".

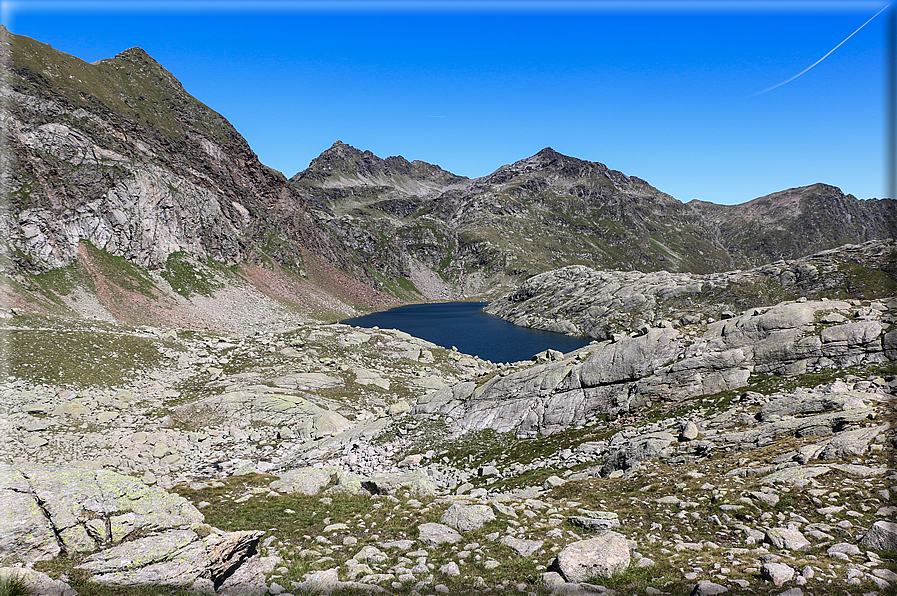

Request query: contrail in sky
[{"left": 753, "top": 4, "right": 890, "bottom": 95}]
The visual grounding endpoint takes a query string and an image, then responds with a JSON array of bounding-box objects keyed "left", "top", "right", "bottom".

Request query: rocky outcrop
[
  {"left": 427, "top": 296, "right": 895, "bottom": 437},
  {"left": 0, "top": 463, "right": 272, "bottom": 593},
  {"left": 0, "top": 303, "right": 893, "bottom": 595},
  {"left": 486, "top": 240, "right": 896, "bottom": 339},
  {"left": 2, "top": 30, "right": 326, "bottom": 273}
]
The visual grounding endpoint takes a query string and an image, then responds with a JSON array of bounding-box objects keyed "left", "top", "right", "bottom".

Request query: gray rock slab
[
  {"left": 269, "top": 467, "right": 334, "bottom": 495},
  {"left": 76, "top": 529, "right": 209, "bottom": 588},
  {"left": 500, "top": 536, "right": 544, "bottom": 557},
  {"left": 817, "top": 423, "right": 889, "bottom": 460},
  {"left": 0, "top": 463, "right": 203, "bottom": 564}
]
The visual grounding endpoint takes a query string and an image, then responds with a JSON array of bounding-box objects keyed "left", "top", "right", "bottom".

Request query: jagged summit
[{"left": 293, "top": 141, "right": 467, "bottom": 195}]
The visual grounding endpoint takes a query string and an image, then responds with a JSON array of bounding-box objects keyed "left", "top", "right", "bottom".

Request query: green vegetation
[
  {"left": 80, "top": 241, "right": 158, "bottom": 298},
  {"left": 837, "top": 259, "right": 897, "bottom": 299},
  {"left": 9, "top": 31, "right": 234, "bottom": 145},
  {"left": 159, "top": 251, "right": 224, "bottom": 298},
  {"left": 4, "top": 313, "right": 172, "bottom": 387},
  {"left": 33, "top": 556, "right": 194, "bottom": 596},
  {"left": 0, "top": 573, "right": 28, "bottom": 596},
  {"left": 371, "top": 271, "right": 422, "bottom": 301}
]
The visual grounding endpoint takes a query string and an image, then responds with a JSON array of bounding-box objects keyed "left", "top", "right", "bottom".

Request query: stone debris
[{"left": 0, "top": 289, "right": 894, "bottom": 595}]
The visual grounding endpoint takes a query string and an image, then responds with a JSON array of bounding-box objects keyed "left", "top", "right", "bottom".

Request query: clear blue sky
[{"left": 3, "top": 1, "right": 892, "bottom": 204}]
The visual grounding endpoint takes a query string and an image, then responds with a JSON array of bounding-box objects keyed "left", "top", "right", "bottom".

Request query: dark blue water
[{"left": 342, "top": 302, "right": 591, "bottom": 363}]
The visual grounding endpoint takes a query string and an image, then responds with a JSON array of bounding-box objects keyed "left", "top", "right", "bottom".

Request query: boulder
[
  {"left": 600, "top": 432, "right": 675, "bottom": 476},
  {"left": 362, "top": 470, "right": 437, "bottom": 496},
  {"left": 761, "top": 562, "right": 795, "bottom": 587},
  {"left": 569, "top": 511, "right": 620, "bottom": 532},
  {"left": 861, "top": 521, "right": 897, "bottom": 551},
  {"left": 500, "top": 536, "right": 544, "bottom": 557},
  {"left": 691, "top": 580, "right": 728, "bottom": 595},
  {"left": 552, "top": 532, "right": 631, "bottom": 582},
  {"left": 269, "top": 467, "right": 334, "bottom": 495},
  {"left": 765, "top": 527, "right": 811, "bottom": 551},
  {"left": 440, "top": 503, "right": 496, "bottom": 532},
  {"left": 417, "top": 523, "right": 462, "bottom": 546},
  {"left": 680, "top": 421, "right": 700, "bottom": 441}
]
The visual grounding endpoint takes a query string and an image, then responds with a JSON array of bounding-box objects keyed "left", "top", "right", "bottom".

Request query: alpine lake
[{"left": 342, "top": 301, "right": 591, "bottom": 363}]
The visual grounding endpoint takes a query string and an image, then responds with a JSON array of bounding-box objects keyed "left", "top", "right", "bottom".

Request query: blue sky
[{"left": 2, "top": 1, "right": 892, "bottom": 204}]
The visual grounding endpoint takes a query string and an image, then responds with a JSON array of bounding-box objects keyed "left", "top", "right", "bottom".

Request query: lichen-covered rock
[
  {"left": 362, "top": 470, "right": 437, "bottom": 496},
  {"left": 0, "top": 567, "right": 76, "bottom": 596},
  {"left": 761, "top": 562, "right": 795, "bottom": 587},
  {"left": 269, "top": 467, "right": 335, "bottom": 495},
  {"left": 0, "top": 463, "right": 202, "bottom": 564},
  {"left": 76, "top": 529, "right": 210, "bottom": 589}
]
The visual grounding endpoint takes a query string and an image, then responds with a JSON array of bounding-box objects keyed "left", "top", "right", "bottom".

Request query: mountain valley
[{"left": 0, "top": 27, "right": 895, "bottom": 596}]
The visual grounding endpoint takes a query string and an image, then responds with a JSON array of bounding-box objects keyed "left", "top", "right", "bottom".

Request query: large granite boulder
[
  {"left": 0, "top": 463, "right": 202, "bottom": 563},
  {"left": 551, "top": 532, "right": 631, "bottom": 582}
]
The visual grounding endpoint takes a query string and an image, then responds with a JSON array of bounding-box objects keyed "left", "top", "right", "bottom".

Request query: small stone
[{"left": 439, "top": 562, "right": 461, "bottom": 577}]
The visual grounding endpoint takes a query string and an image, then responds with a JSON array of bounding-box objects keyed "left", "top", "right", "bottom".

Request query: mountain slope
[
  {"left": 0, "top": 29, "right": 407, "bottom": 326},
  {"left": 693, "top": 183, "right": 897, "bottom": 266}
]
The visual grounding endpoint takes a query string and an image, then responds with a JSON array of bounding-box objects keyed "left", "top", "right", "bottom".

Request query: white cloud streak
[{"left": 753, "top": 4, "right": 890, "bottom": 95}]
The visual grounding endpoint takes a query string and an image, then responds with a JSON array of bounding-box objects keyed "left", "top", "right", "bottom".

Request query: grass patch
[
  {"left": 0, "top": 573, "right": 29, "bottom": 596},
  {"left": 159, "top": 252, "right": 225, "bottom": 298},
  {"left": 4, "top": 322, "right": 171, "bottom": 387},
  {"left": 81, "top": 241, "right": 159, "bottom": 298}
]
